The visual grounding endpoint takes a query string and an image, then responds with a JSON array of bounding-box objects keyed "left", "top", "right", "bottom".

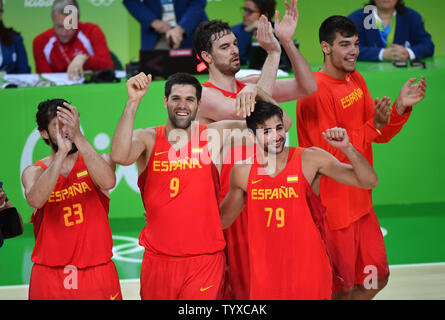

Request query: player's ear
[
  {"left": 321, "top": 41, "right": 331, "bottom": 56},
  {"left": 201, "top": 51, "right": 213, "bottom": 65},
  {"left": 164, "top": 96, "right": 168, "bottom": 109},
  {"left": 40, "top": 129, "right": 49, "bottom": 140}
]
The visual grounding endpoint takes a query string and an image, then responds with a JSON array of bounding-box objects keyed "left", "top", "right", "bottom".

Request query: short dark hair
[
  {"left": 246, "top": 101, "right": 283, "bottom": 133},
  {"left": 165, "top": 73, "right": 202, "bottom": 101},
  {"left": 193, "top": 20, "right": 233, "bottom": 66},
  {"left": 319, "top": 15, "right": 358, "bottom": 45},
  {"left": 36, "top": 99, "right": 71, "bottom": 145},
  {"left": 252, "top": 0, "right": 276, "bottom": 19},
  {"left": 367, "top": 0, "right": 406, "bottom": 14}
]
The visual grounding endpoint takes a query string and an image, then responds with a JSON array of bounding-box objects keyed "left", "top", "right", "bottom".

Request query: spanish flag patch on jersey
[
  {"left": 192, "top": 148, "right": 203, "bottom": 154},
  {"left": 76, "top": 170, "right": 89, "bottom": 178},
  {"left": 286, "top": 175, "right": 298, "bottom": 183}
]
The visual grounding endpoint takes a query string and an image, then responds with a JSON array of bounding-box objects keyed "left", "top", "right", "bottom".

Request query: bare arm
[
  {"left": 57, "top": 103, "right": 116, "bottom": 191},
  {"left": 220, "top": 164, "right": 250, "bottom": 229},
  {"left": 303, "top": 128, "right": 378, "bottom": 191},
  {"left": 110, "top": 73, "right": 152, "bottom": 165},
  {"left": 273, "top": 0, "right": 317, "bottom": 101},
  {"left": 255, "top": 15, "right": 282, "bottom": 96},
  {"left": 21, "top": 119, "right": 71, "bottom": 209}
]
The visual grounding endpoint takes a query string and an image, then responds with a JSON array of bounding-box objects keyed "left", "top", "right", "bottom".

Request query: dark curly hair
[
  {"left": 246, "top": 101, "right": 283, "bottom": 133},
  {"left": 36, "top": 99, "right": 71, "bottom": 145},
  {"left": 319, "top": 15, "right": 358, "bottom": 45},
  {"left": 193, "top": 20, "right": 233, "bottom": 66}
]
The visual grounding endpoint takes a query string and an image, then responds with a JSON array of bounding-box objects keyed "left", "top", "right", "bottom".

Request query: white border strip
[
  {"left": 1, "top": 262, "right": 444, "bottom": 289},
  {"left": 389, "top": 262, "right": 445, "bottom": 269}
]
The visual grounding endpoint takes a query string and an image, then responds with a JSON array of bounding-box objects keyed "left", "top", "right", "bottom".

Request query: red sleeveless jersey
[
  {"left": 246, "top": 147, "right": 332, "bottom": 299},
  {"left": 137, "top": 123, "right": 225, "bottom": 257},
  {"left": 30, "top": 154, "right": 113, "bottom": 268},
  {"left": 202, "top": 79, "right": 253, "bottom": 299},
  {"left": 202, "top": 79, "right": 246, "bottom": 99}
]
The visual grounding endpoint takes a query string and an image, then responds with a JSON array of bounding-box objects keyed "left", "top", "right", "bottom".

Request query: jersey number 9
[{"left": 170, "top": 177, "right": 180, "bottom": 198}]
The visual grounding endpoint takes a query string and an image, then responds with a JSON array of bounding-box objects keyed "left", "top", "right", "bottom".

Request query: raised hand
[
  {"left": 55, "top": 116, "right": 72, "bottom": 156},
  {"left": 57, "top": 102, "right": 82, "bottom": 143},
  {"left": 373, "top": 96, "right": 391, "bottom": 130},
  {"left": 236, "top": 83, "right": 258, "bottom": 118},
  {"left": 323, "top": 127, "right": 350, "bottom": 150},
  {"left": 126, "top": 72, "right": 152, "bottom": 103},
  {"left": 275, "top": 0, "right": 299, "bottom": 43},
  {"left": 257, "top": 15, "right": 281, "bottom": 55},
  {"left": 395, "top": 76, "right": 427, "bottom": 114}
]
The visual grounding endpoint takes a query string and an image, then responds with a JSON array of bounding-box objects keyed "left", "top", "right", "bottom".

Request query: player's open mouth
[{"left": 176, "top": 111, "right": 189, "bottom": 117}]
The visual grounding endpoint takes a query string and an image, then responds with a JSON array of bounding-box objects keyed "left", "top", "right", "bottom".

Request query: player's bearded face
[
  {"left": 256, "top": 116, "right": 286, "bottom": 155},
  {"left": 45, "top": 118, "right": 78, "bottom": 155},
  {"left": 166, "top": 84, "right": 199, "bottom": 129},
  {"left": 210, "top": 32, "right": 241, "bottom": 75},
  {"left": 329, "top": 34, "right": 359, "bottom": 74}
]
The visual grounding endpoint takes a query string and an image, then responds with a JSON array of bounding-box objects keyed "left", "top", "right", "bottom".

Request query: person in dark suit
[
  {"left": 348, "top": 0, "right": 434, "bottom": 62},
  {"left": 123, "top": 0, "right": 208, "bottom": 50}
]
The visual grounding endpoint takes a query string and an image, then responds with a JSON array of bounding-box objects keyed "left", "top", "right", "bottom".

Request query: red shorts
[
  {"left": 140, "top": 250, "right": 225, "bottom": 300},
  {"left": 29, "top": 260, "right": 122, "bottom": 300},
  {"left": 324, "top": 208, "right": 390, "bottom": 293}
]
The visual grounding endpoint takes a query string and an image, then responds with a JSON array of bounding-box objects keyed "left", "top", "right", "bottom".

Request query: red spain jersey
[
  {"left": 30, "top": 154, "right": 113, "bottom": 269},
  {"left": 246, "top": 147, "right": 332, "bottom": 299},
  {"left": 297, "top": 71, "right": 411, "bottom": 230},
  {"left": 202, "top": 79, "right": 246, "bottom": 99},
  {"left": 137, "top": 123, "right": 225, "bottom": 257},
  {"left": 202, "top": 79, "right": 254, "bottom": 299}
]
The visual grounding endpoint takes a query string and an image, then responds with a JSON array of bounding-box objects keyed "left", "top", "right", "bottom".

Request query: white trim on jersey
[
  {"left": 43, "top": 36, "right": 57, "bottom": 65},
  {"left": 77, "top": 31, "right": 95, "bottom": 57}
]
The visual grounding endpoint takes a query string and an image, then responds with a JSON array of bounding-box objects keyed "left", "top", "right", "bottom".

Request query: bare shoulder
[
  {"left": 134, "top": 127, "right": 156, "bottom": 147},
  {"left": 21, "top": 162, "right": 45, "bottom": 187},
  {"left": 302, "top": 146, "right": 330, "bottom": 164}
]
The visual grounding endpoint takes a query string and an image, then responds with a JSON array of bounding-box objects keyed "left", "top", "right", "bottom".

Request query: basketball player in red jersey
[
  {"left": 297, "top": 16, "right": 427, "bottom": 299},
  {"left": 193, "top": 0, "right": 312, "bottom": 299},
  {"left": 220, "top": 101, "right": 379, "bottom": 299},
  {"left": 21, "top": 99, "right": 121, "bottom": 300},
  {"left": 110, "top": 72, "right": 286, "bottom": 300},
  {"left": 194, "top": 0, "right": 315, "bottom": 123}
]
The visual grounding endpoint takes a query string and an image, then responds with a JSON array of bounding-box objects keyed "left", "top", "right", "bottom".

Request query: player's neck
[
  {"left": 208, "top": 68, "right": 238, "bottom": 93},
  {"left": 261, "top": 147, "right": 289, "bottom": 178},
  {"left": 320, "top": 63, "right": 348, "bottom": 80},
  {"left": 165, "top": 120, "right": 196, "bottom": 149}
]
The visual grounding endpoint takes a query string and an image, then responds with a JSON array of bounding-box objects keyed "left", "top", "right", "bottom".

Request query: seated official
[
  {"left": 33, "top": 0, "right": 114, "bottom": 80},
  {"left": 0, "top": 1, "right": 31, "bottom": 74},
  {"left": 349, "top": 0, "right": 434, "bottom": 62}
]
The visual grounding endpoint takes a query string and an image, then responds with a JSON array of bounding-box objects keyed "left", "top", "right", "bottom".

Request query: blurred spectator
[
  {"left": 33, "top": 0, "right": 114, "bottom": 80},
  {"left": 0, "top": 1, "right": 31, "bottom": 74},
  {"left": 349, "top": 0, "right": 434, "bottom": 62},
  {"left": 232, "top": 0, "right": 276, "bottom": 65},
  {"left": 123, "top": 0, "right": 208, "bottom": 50},
  {"left": 0, "top": 182, "right": 24, "bottom": 248}
]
